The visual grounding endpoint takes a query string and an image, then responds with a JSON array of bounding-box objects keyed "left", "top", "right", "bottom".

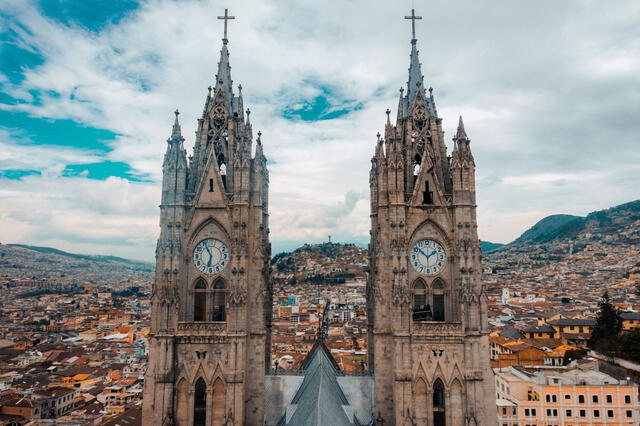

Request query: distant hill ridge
[
  {"left": 509, "top": 199, "right": 640, "bottom": 246},
  {"left": 7, "top": 243, "right": 151, "bottom": 266}
]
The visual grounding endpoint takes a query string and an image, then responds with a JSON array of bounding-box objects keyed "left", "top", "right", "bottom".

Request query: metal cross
[
  {"left": 404, "top": 8, "right": 422, "bottom": 40},
  {"left": 217, "top": 8, "right": 235, "bottom": 40}
]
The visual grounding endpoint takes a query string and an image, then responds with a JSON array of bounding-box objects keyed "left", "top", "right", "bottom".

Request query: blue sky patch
[
  {"left": 281, "top": 85, "right": 362, "bottom": 121},
  {"left": 38, "top": 0, "right": 140, "bottom": 33},
  {"left": 1, "top": 110, "right": 117, "bottom": 152},
  {"left": 0, "top": 169, "right": 41, "bottom": 179},
  {"left": 63, "top": 161, "right": 147, "bottom": 181},
  {"left": 0, "top": 20, "right": 45, "bottom": 84}
]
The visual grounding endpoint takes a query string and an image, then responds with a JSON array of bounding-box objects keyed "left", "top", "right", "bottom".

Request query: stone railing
[
  {"left": 177, "top": 321, "right": 226, "bottom": 334},
  {"left": 411, "top": 321, "right": 464, "bottom": 337}
]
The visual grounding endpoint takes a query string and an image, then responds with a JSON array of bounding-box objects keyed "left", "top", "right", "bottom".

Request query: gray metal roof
[{"left": 278, "top": 341, "right": 358, "bottom": 426}]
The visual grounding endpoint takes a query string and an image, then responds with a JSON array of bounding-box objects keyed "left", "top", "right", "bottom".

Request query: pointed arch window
[
  {"left": 194, "top": 378, "right": 207, "bottom": 426},
  {"left": 433, "top": 378, "right": 446, "bottom": 426},
  {"left": 412, "top": 279, "right": 431, "bottom": 321},
  {"left": 432, "top": 279, "right": 445, "bottom": 321},
  {"left": 193, "top": 279, "right": 207, "bottom": 322},
  {"left": 212, "top": 279, "right": 226, "bottom": 322}
]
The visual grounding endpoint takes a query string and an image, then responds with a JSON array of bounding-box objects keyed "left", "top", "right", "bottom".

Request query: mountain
[
  {"left": 0, "top": 243, "right": 153, "bottom": 287},
  {"left": 509, "top": 200, "right": 640, "bottom": 246},
  {"left": 480, "top": 241, "right": 504, "bottom": 253},
  {"left": 510, "top": 214, "right": 582, "bottom": 245}
]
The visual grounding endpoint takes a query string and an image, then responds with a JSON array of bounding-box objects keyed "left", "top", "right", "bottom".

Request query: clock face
[
  {"left": 411, "top": 239, "right": 446, "bottom": 275},
  {"left": 193, "top": 239, "right": 229, "bottom": 275}
]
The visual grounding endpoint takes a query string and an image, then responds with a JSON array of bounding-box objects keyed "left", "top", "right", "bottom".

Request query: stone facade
[
  {"left": 367, "top": 37, "right": 497, "bottom": 425},
  {"left": 142, "top": 36, "right": 271, "bottom": 426}
]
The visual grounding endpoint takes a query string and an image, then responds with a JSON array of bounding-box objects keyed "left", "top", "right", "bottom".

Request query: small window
[
  {"left": 624, "top": 395, "right": 631, "bottom": 404},
  {"left": 565, "top": 394, "right": 571, "bottom": 399},
  {"left": 592, "top": 395, "right": 598, "bottom": 403},
  {"left": 578, "top": 395, "right": 585, "bottom": 403},
  {"left": 626, "top": 409, "right": 632, "bottom": 417},
  {"left": 606, "top": 394, "right": 612, "bottom": 403},
  {"left": 209, "top": 178, "right": 214, "bottom": 192},
  {"left": 579, "top": 409, "right": 586, "bottom": 417},
  {"left": 607, "top": 409, "right": 614, "bottom": 418},
  {"left": 422, "top": 181, "right": 433, "bottom": 204},
  {"left": 566, "top": 409, "right": 572, "bottom": 417},
  {"left": 593, "top": 409, "right": 600, "bottom": 418}
]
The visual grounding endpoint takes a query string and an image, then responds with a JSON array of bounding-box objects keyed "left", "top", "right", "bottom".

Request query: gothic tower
[
  {"left": 143, "top": 13, "right": 271, "bottom": 425},
  {"left": 367, "top": 10, "right": 496, "bottom": 426}
]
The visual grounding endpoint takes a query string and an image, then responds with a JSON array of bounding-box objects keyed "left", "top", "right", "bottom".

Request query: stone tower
[
  {"left": 367, "top": 10, "right": 496, "bottom": 426},
  {"left": 142, "top": 21, "right": 271, "bottom": 425}
]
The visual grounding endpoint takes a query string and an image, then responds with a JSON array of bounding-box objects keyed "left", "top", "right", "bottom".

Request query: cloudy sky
[{"left": 1, "top": 0, "right": 638, "bottom": 261}]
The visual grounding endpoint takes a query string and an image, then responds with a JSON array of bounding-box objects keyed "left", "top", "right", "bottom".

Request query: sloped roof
[{"left": 279, "top": 340, "right": 357, "bottom": 426}]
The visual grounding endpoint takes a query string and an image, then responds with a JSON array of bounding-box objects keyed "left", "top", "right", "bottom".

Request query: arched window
[
  {"left": 412, "top": 280, "right": 431, "bottom": 321},
  {"left": 194, "top": 378, "right": 207, "bottom": 426},
  {"left": 433, "top": 378, "right": 446, "bottom": 426},
  {"left": 194, "top": 279, "right": 207, "bottom": 322},
  {"left": 432, "top": 279, "right": 445, "bottom": 322},
  {"left": 212, "top": 279, "right": 226, "bottom": 322},
  {"left": 219, "top": 162, "right": 227, "bottom": 190}
]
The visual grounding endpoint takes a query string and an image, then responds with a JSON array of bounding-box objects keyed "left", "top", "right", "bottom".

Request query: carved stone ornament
[
  {"left": 412, "top": 107, "right": 428, "bottom": 132},
  {"left": 392, "top": 284, "right": 412, "bottom": 306},
  {"left": 154, "top": 286, "right": 179, "bottom": 307},
  {"left": 210, "top": 105, "right": 227, "bottom": 130},
  {"left": 227, "top": 286, "right": 247, "bottom": 306}
]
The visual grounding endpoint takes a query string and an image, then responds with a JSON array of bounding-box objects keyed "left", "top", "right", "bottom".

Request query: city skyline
[{"left": 1, "top": 0, "right": 639, "bottom": 261}]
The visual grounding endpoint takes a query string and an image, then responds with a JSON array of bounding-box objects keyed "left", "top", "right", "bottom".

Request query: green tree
[
  {"left": 588, "top": 291, "right": 622, "bottom": 352},
  {"left": 620, "top": 328, "right": 640, "bottom": 363},
  {"left": 563, "top": 348, "right": 587, "bottom": 365}
]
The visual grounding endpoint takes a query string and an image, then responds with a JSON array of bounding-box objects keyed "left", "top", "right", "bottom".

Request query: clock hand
[
  {"left": 417, "top": 248, "right": 430, "bottom": 259},
  {"left": 205, "top": 246, "right": 213, "bottom": 267},
  {"left": 428, "top": 250, "right": 437, "bottom": 258}
]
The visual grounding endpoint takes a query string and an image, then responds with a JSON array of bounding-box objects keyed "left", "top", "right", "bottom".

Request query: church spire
[
  {"left": 404, "top": 9, "right": 425, "bottom": 107},
  {"left": 455, "top": 115, "right": 468, "bottom": 140},
  {"left": 406, "top": 38, "right": 426, "bottom": 107},
  {"left": 171, "top": 109, "right": 183, "bottom": 141},
  {"left": 214, "top": 9, "right": 236, "bottom": 103},
  {"left": 214, "top": 39, "right": 234, "bottom": 101}
]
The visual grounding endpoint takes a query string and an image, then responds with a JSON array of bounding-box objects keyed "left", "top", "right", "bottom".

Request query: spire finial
[
  {"left": 171, "top": 109, "right": 182, "bottom": 140},
  {"left": 404, "top": 8, "right": 422, "bottom": 41},
  {"left": 246, "top": 108, "right": 251, "bottom": 116},
  {"left": 385, "top": 108, "right": 390, "bottom": 116},
  {"left": 217, "top": 8, "right": 235, "bottom": 42},
  {"left": 455, "top": 115, "right": 468, "bottom": 140}
]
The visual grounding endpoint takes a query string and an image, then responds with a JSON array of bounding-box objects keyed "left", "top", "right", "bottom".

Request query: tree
[
  {"left": 563, "top": 348, "right": 587, "bottom": 365},
  {"left": 620, "top": 328, "right": 640, "bottom": 363},
  {"left": 588, "top": 291, "right": 622, "bottom": 352}
]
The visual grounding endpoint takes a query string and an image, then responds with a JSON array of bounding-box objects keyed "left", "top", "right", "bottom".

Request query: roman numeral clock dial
[
  {"left": 193, "top": 238, "right": 229, "bottom": 275},
  {"left": 411, "top": 239, "right": 446, "bottom": 275}
]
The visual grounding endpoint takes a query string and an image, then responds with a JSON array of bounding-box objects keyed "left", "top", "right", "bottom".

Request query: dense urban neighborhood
[{"left": 1, "top": 201, "right": 640, "bottom": 424}]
